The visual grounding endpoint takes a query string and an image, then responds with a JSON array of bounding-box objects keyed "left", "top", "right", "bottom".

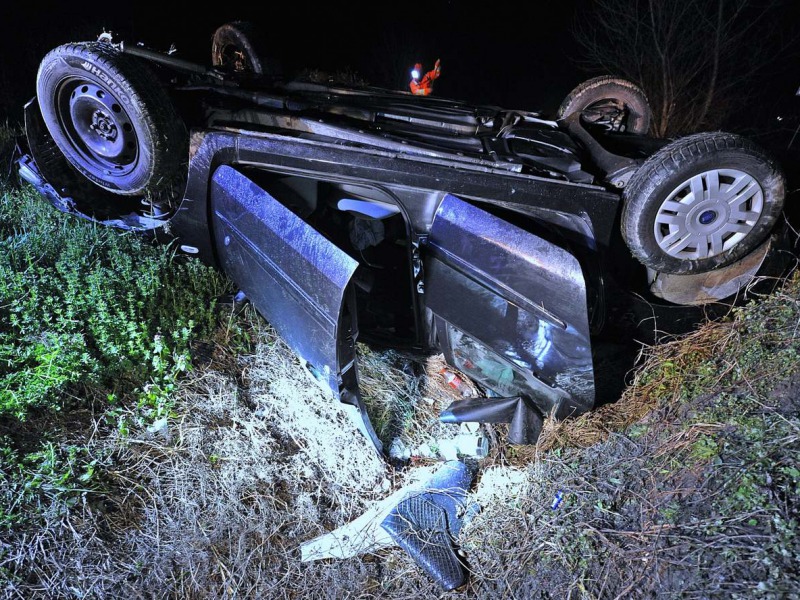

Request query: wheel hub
[
  {"left": 583, "top": 99, "right": 627, "bottom": 132},
  {"left": 685, "top": 199, "right": 730, "bottom": 235},
  {"left": 90, "top": 110, "right": 118, "bottom": 141},
  {"left": 654, "top": 168, "right": 764, "bottom": 260},
  {"left": 60, "top": 80, "right": 138, "bottom": 172},
  {"left": 698, "top": 210, "right": 717, "bottom": 225}
]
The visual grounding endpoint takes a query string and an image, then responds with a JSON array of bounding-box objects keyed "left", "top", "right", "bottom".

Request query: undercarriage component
[{"left": 559, "top": 111, "right": 639, "bottom": 188}]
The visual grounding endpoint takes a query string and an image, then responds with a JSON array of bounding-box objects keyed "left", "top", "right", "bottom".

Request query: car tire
[
  {"left": 211, "top": 21, "right": 282, "bottom": 78},
  {"left": 36, "top": 42, "right": 187, "bottom": 196},
  {"left": 558, "top": 76, "right": 651, "bottom": 134},
  {"left": 621, "top": 132, "right": 785, "bottom": 274}
]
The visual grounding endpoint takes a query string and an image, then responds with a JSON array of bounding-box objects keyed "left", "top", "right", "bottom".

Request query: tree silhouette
[{"left": 574, "top": 0, "right": 797, "bottom": 137}]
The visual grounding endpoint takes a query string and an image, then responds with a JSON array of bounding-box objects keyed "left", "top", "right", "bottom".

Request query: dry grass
[
  {"left": 1, "top": 318, "right": 470, "bottom": 599},
  {"left": 358, "top": 346, "right": 478, "bottom": 462},
  {"left": 5, "top": 275, "right": 799, "bottom": 598},
  {"left": 532, "top": 320, "right": 733, "bottom": 455}
]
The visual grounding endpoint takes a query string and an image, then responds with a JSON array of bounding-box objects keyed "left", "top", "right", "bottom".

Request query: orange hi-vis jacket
[{"left": 410, "top": 59, "right": 441, "bottom": 96}]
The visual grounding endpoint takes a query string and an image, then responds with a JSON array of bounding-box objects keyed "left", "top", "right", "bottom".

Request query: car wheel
[
  {"left": 36, "top": 42, "right": 187, "bottom": 196},
  {"left": 621, "top": 132, "right": 785, "bottom": 275},
  {"left": 211, "top": 21, "right": 282, "bottom": 78},
  {"left": 558, "top": 76, "right": 651, "bottom": 134}
]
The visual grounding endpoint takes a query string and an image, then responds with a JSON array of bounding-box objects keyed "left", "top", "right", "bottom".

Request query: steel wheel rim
[
  {"left": 56, "top": 78, "right": 139, "bottom": 177},
  {"left": 654, "top": 168, "right": 764, "bottom": 260}
]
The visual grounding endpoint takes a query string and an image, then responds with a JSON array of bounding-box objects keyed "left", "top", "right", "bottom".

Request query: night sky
[
  {"left": 0, "top": 0, "right": 598, "bottom": 120},
  {"left": 1, "top": 0, "right": 798, "bottom": 130}
]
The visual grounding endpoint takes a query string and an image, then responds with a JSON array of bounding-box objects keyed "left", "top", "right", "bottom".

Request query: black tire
[
  {"left": 558, "top": 76, "right": 651, "bottom": 134},
  {"left": 621, "top": 132, "right": 785, "bottom": 274},
  {"left": 211, "top": 21, "right": 282, "bottom": 78},
  {"left": 36, "top": 42, "right": 187, "bottom": 196}
]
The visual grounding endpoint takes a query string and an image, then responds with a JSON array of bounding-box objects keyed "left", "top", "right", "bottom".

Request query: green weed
[
  {"left": 0, "top": 183, "right": 232, "bottom": 526},
  {"left": 0, "top": 186, "right": 228, "bottom": 420}
]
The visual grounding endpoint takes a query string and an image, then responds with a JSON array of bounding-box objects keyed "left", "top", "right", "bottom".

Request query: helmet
[{"left": 411, "top": 63, "right": 422, "bottom": 80}]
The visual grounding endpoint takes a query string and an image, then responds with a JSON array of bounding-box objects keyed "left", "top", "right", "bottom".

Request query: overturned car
[{"left": 17, "top": 25, "right": 792, "bottom": 453}]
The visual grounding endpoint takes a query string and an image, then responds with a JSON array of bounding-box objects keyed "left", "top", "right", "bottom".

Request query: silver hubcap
[{"left": 654, "top": 168, "right": 764, "bottom": 260}]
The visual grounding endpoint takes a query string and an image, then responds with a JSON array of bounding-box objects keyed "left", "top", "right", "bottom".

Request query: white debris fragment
[
  {"left": 389, "top": 438, "right": 411, "bottom": 461},
  {"left": 425, "top": 430, "right": 489, "bottom": 462},
  {"left": 459, "top": 422, "right": 481, "bottom": 434},
  {"left": 300, "top": 462, "right": 462, "bottom": 562},
  {"left": 299, "top": 491, "right": 400, "bottom": 561},
  {"left": 146, "top": 417, "right": 169, "bottom": 437},
  {"left": 471, "top": 466, "right": 530, "bottom": 506},
  {"left": 414, "top": 442, "right": 439, "bottom": 459}
]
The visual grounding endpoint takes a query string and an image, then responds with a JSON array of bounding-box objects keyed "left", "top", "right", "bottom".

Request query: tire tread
[
  {"left": 36, "top": 42, "right": 187, "bottom": 195},
  {"left": 621, "top": 131, "right": 785, "bottom": 274}
]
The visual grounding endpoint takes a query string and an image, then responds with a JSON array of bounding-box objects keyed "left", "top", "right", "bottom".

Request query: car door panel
[
  {"left": 426, "top": 194, "right": 595, "bottom": 419},
  {"left": 209, "top": 165, "right": 380, "bottom": 446}
]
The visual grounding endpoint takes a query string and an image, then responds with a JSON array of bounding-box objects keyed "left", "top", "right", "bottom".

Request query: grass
[
  {"left": 0, "top": 170, "right": 797, "bottom": 597},
  {"left": 0, "top": 183, "right": 230, "bottom": 529},
  {"left": 466, "top": 273, "right": 800, "bottom": 597}
]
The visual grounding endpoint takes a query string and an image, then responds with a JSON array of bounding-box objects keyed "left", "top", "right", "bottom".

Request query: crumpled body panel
[
  {"left": 426, "top": 194, "right": 594, "bottom": 419},
  {"left": 210, "top": 165, "right": 359, "bottom": 400}
]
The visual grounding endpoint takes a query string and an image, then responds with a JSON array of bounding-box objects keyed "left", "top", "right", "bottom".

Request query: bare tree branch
[{"left": 573, "top": 0, "right": 797, "bottom": 136}]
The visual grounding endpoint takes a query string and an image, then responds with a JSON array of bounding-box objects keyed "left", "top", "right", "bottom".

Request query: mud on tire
[
  {"left": 621, "top": 132, "right": 785, "bottom": 275},
  {"left": 36, "top": 42, "right": 187, "bottom": 196},
  {"left": 558, "top": 76, "right": 651, "bottom": 134},
  {"left": 211, "top": 21, "right": 282, "bottom": 79}
]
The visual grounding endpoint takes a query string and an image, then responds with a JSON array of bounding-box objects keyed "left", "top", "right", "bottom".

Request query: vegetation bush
[
  {"left": 0, "top": 183, "right": 229, "bottom": 527},
  {"left": 0, "top": 185, "right": 227, "bottom": 420}
]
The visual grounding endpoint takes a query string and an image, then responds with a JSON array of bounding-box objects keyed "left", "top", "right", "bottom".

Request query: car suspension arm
[
  {"left": 119, "top": 41, "right": 218, "bottom": 78},
  {"left": 559, "top": 111, "right": 639, "bottom": 188}
]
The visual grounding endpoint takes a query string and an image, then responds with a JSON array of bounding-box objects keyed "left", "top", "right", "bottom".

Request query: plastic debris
[
  {"left": 381, "top": 460, "right": 475, "bottom": 591},
  {"left": 440, "top": 395, "right": 544, "bottom": 445},
  {"left": 389, "top": 438, "right": 412, "bottom": 461},
  {"left": 300, "top": 461, "right": 477, "bottom": 592},
  {"left": 438, "top": 433, "right": 489, "bottom": 461},
  {"left": 440, "top": 368, "right": 470, "bottom": 396},
  {"left": 146, "top": 417, "right": 169, "bottom": 437},
  {"left": 460, "top": 421, "right": 481, "bottom": 434}
]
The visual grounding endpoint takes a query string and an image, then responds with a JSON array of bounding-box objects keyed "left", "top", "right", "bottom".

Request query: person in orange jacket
[{"left": 409, "top": 59, "right": 441, "bottom": 96}]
